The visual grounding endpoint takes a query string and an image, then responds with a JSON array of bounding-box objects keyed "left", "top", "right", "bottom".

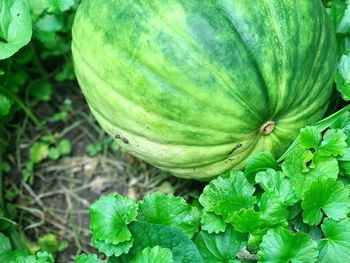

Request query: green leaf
[
  {"left": 47, "top": 0, "right": 74, "bottom": 12},
  {"left": 318, "top": 218, "right": 350, "bottom": 263},
  {"left": 0, "top": 250, "right": 33, "bottom": 263},
  {"left": 75, "top": 254, "right": 105, "bottom": 263},
  {"left": 86, "top": 143, "right": 103, "bottom": 156},
  {"left": 29, "top": 82, "right": 53, "bottom": 102},
  {"left": 299, "top": 126, "right": 321, "bottom": 150},
  {"left": 318, "top": 129, "right": 347, "bottom": 157},
  {"left": 58, "top": 139, "right": 71, "bottom": 155},
  {"left": 129, "top": 246, "right": 174, "bottom": 263},
  {"left": 229, "top": 209, "right": 264, "bottom": 234},
  {"left": 48, "top": 147, "right": 60, "bottom": 160},
  {"left": 290, "top": 215, "right": 323, "bottom": 242},
  {"left": 283, "top": 147, "right": 339, "bottom": 198},
  {"left": 92, "top": 238, "right": 132, "bottom": 257},
  {"left": 0, "top": 94, "right": 11, "bottom": 116},
  {"left": 200, "top": 211, "right": 226, "bottom": 234},
  {"left": 331, "top": 111, "right": 350, "bottom": 130},
  {"left": 248, "top": 230, "right": 269, "bottom": 253},
  {"left": 138, "top": 193, "right": 200, "bottom": 238},
  {"left": 331, "top": 111, "right": 350, "bottom": 146},
  {"left": 195, "top": 225, "right": 247, "bottom": 263},
  {"left": 28, "top": 0, "right": 48, "bottom": 19},
  {"left": 339, "top": 161, "right": 350, "bottom": 176},
  {"left": 245, "top": 152, "right": 280, "bottom": 183},
  {"left": 302, "top": 179, "right": 350, "bottom": 225},
  {"left": 283, "top": 147, "right": 313, "bottom": 174},
  {"left": 336, "top": 55, "right": 350, "bottom": 101},
  {"left": 258, "top": 192, "right": 289, "bottom": 224},
  {"left": 257, "top": 227, "right": 318, "bottom": 263},
  {"left": 199, "top": 171, "right": 256, "bottom": 222},
  {"left": 0, "top": 0, "right": 32, "bottom": 59},
  {"left": 255, "top": 169, "right": 297, "bottom": 206},
  {"left": 338, "top": 148, "right": 350, "bottom": 162},
  {"left": 279, "top": 105, "right": 350, "bottom": 162},
  {"left": 335, "top": 73, "right": 350, "bottom": 101},
  {"left": 90, "top": 194, "right": 138, "bottom": 245},
  {"left": 308, "top": 154, "right": 339, "bottom": 180},
  {"left": 35, "top": 14, "right": 63, "bottom": 32},
  {"left": 55, "top": 61, "right": 75, "bottom": 81},
  {"left": 125, "top": 221, "right": 204, "bottom": 263},
  {"left": 338, "top": 55, "right": 350, "bottom": 84},
  {"left": 29, "top": 142, "right": 49, "bottom": 164},
  {"left": 0, "top": 233, "right": 11, "bottom": 253},
  {"left": 38, "top": 233, "right": 67, "bottom": 253},
  {"left": 36, "top": 251, "right": 54, "bottom": 263}
]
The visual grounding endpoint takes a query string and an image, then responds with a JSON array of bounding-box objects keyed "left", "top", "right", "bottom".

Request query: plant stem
[
  {"left": 30, "top": 43, "right": 47, "bottom": 76},
  {"left": 7, "top": 226, "right": 28, "bottom": 250},
  {"left": 236, "top": 249, "right": 259, "bottom": 261},
  {"left": 2, "top": 59, "right": 11, "bottom": 87},
  {"left": 0, "top": 87, "right": 44, "bottom": 130},
  {"left": 0, "top": 155, "right": 4, "bottom": 208},
  {"left": 0, "top": 155, "right": 29, "bottom": 251}
]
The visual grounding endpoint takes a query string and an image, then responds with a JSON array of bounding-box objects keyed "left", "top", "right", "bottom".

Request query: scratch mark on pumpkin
[{"left": 228, "top": 143, "right": 242, "bottom": 156}]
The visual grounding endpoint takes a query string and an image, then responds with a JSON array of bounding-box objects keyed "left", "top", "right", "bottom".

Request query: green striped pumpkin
[{"left": 72, "top": 0, "right": 337, "bottom": 180}]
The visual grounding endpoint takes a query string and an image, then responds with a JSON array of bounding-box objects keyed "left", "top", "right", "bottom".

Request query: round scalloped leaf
[
  {"left": 92, "top": 236, "right": 133, "bottom": 257},
  {"left": 195, "top": 225, "right": 247, "bottom": 263},
  {"left": 129, "top": 246, "right": 174, "bottom": 263},
  {"left": 75, "top": 254, "right": 105, "bottom": 263},
  {"left": 244, "top": 152, "right": 280, "bottom": 183},
  {"left": 255, "top": 169, "right": 297, "bottom": 206},
  {"left": 0, "top": 0, "right": 32, "bottom": 59},
  {"left": 283, "top": 147, "right": 339, "bottom": 199},
  {"left": 199, "top": 171, "right": 256, "bottom": 222},
  {"left": 318, "top": 129, "right": 347, "bottom": 157},
  {"left": 90, "top": 194, "right": 138, "bottom": 244},
  {"left": 138, "top": 193, "right": 200, "bottom": 238},
  {"left": 0, "top": 95, "right": 11, "bottom": 116},
  {"left": 229, "top": 209, "right": 264, "bottom": 234},
  {"left": 318, "top": 218, "right": 350, "bottom": 263},
  {"left": 0, "top": 252, "right": 33, "bottom": 263},
  {"left": 258, "top": 192, "right": 289, "bottom": 224},
  {"left": 257, "top": 227, "right": 318, "bottom": 263},
  {"left": 36, "top": 251, "right": 54, "bottom": 263},
  {"left": 200, "top": 211, "right": 226, "bottom": 234},
  {"left": 302, "top": 179, "right": 350, "bottom": 225},
  {"left": 127, "top": 221, "right": 204, "bottom": 263},
  {"left": 299, "top": 126, "right": 321, "bottom": 150},
  {"left": 0, "top": 233, "right": 11, "bottom": 253}
]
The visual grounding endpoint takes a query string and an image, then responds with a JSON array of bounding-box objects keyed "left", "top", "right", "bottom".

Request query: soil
[{"left": 4, "top": 82, "right": 203, "bottom": 262}]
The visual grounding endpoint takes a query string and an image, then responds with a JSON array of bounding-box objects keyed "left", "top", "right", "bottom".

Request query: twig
[
  {"left": 236, "top": 249, "right": 259, "bottom": 261},
  {"left": 21, "top": 181, "right": 44, "bottom": 207}
]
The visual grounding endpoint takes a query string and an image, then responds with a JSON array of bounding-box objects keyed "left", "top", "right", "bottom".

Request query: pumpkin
[{"left": 72, "top": 0, "right": 337, "bottom": 180}]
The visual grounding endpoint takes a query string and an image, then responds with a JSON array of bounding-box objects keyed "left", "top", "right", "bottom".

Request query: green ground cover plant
[
  {"left": 74, "top": 107, "right": 350, "bottom": 262},
  {"left": 1, "top": 0, "right": 350, "bottom": 262}
]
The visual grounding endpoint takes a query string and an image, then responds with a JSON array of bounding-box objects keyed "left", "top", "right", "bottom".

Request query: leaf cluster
[
  {"left": 0, "top": 232, "right": 54, "bottom": 263},
  {"left": 76, "top": 108, "right": 350, "bottom": 262},
  {"left": 0, "top": 0, "right": 78, "bottom": 154},
  {"left": 327, "top": 0, "right": 350, "bottom": 101}
]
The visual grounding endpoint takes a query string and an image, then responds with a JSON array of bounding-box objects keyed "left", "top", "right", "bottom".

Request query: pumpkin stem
[{"left": 260, "top": 121, "right": 275, "bottom": 135}]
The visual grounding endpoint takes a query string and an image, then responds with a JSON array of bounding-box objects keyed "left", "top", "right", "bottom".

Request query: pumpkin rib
[
  {"left": 286, "top": 0, "right": 331, "bottom": 113},
  {"left": 261, "top": 0, "right": 289, "bottom": 115},
  {"left": 216, "top": 4, "right": 271, "bottom": 119},
  {"left": 73, "top": 14, "right": 266, "bottom": 128},
  {"left": 73, "top": 42, "right": 256, "bottom": 142},
  {"left": 136, "top": 1, "right": 267, "bottom": 123}
]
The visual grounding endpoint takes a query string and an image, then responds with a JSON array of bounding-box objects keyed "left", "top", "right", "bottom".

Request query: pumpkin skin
[{"left": 72, "top": 0, "right": 337, "bottom": 180}]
